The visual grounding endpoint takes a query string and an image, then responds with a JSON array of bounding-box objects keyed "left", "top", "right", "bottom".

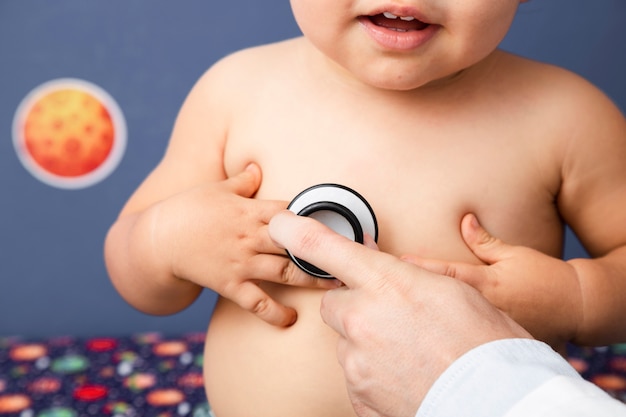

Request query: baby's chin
[
  {"left": 342, "top": 62, "right": 467, "bottom": 92},
  {"left": 353, "top": 72, "right": 462, "bottom": 93}
]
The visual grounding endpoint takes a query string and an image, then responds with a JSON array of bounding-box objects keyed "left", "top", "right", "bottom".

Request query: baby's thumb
[
  {"left": 227, "top": 163, "right": 262, "bottom": 198},
  {"left": 461, "top": 213, "right": 507, "bottom": 265}
]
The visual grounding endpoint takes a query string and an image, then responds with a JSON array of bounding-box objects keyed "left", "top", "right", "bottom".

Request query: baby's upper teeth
[{"left": 382, "top": 12, "right": 415, "bottom": 21}]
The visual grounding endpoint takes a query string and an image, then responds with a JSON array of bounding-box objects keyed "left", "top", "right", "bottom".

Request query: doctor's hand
[{"left": 269, "top": 211, "right": 532, "bottom": 417}]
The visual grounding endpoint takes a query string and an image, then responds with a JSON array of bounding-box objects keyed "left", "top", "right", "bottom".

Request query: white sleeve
[
  {"left": 416, "top": 338, "right": 626, "bottom": 417},
  {"left": 504, "top": 374, "right": 626, "bottom": 417}
]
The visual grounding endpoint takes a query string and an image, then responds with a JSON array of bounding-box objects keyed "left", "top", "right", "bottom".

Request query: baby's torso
[{"left": 204, "top": 44, "right": 565, "bottom": 417}]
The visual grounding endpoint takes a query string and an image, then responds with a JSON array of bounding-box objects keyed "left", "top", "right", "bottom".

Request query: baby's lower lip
[{"left": 358, "top": 15, "right": 438, "bottom": 51}]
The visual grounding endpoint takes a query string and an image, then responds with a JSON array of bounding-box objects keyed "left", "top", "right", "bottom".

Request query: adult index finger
[{"left": 268, "top": 210, "right": 394, "bottom": 289}]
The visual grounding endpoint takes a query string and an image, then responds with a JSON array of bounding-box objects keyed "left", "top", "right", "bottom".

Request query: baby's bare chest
[{"left": 224, "top": 104, "right": 564, "bottom": 259}]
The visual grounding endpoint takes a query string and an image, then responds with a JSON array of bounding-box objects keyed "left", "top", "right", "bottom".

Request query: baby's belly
[{"left": 204, "top": 284, "right": 357, "bottom": 417}]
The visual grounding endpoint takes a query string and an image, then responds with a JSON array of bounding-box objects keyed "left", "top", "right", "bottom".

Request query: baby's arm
[
  {"left": 405, "top": 71, "right": 626, "bottom": 348},
  {"left": 556, "top": 80, "right": 626, "bottom": 346},
  {"left": 104, "top": 56, "right": 335, "bottom": 327}
]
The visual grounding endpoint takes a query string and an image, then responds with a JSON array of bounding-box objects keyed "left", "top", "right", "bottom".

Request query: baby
[{"left": 105, "top": 0, "right": 626, "bottom": 416}]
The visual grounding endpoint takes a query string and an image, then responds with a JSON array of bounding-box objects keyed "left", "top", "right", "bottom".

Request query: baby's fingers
[
  {"left": 249, "top": 254, "right": 343, "bottom": 289},
  {"left": 401, "top": 255, "right": 491, "bottom": 290},
  {"left": 227, "top": 282, "right": 298, "bottom": 327},
  {"left": 223, "top": 163, "right": 262, "bottom": 198}
]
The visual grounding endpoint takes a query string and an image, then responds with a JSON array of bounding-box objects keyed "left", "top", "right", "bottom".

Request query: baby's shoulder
[
  {"left": 493, "top": 51, "right": 625, "bottom": 152},
  {"left": 198, "top": 38, "right": 302, "bottom": 90},
  {"left": 183, "top": 38, "right": 302, "bottom": 115},
  {"left": 494, "top": 51, "right": 617, "bottom": 113}
]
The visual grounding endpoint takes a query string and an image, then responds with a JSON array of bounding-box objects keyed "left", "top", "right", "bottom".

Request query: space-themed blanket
[
  {"left": 1, "top": 333, "right": 625, "bottom": 416},
  {"left": 0, "top": 332, "right": 210, "bottom": 416}
]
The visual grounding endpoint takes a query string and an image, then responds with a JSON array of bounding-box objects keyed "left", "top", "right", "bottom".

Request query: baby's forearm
[
  {"left": 569, "top": 245, "right": 626, "bottom": 346},
  {"left": 104, "top": 208, "right": 202, "bottom": 316}
]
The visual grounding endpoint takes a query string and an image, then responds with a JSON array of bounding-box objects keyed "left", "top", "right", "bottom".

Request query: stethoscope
[{"left": 287, "top": 184, "right": 378, "bottom": 279}]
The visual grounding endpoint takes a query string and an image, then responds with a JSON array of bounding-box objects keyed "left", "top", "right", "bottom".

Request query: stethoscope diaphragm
[{"left": 286, "top": 183, "right": 378, "bottom": 278}]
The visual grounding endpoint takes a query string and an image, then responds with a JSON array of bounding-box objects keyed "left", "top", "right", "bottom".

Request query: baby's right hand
[{"left": 151, "top": 163, "right": 339, "bottom": 327}]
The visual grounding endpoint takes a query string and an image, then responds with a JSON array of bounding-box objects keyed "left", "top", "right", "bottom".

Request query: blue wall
[{"left": 1, "top": 0, "right": 624, "bottom": 338}]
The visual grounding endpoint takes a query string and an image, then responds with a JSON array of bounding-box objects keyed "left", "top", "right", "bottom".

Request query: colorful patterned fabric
[
  {"left": 0, "top": 333, "right": 210, "bottom": 416},
  {"left": 1, "top": 333, "right": 625, "bottom": 416},
  {"left": 567, "top": 343, "right": 626, "bottom": 403}
]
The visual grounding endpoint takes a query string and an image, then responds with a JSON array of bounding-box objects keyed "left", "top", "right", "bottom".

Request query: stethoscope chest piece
[{"left": 287, "top": 183, "right": 378, "bottom": 278}]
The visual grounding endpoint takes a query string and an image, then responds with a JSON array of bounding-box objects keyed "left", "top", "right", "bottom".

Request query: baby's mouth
[{"left": 367, "top": 12, "right": 429, "bottom": 32}]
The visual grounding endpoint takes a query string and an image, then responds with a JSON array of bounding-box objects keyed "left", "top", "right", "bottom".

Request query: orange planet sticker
[{"left": 12, "top": 78, "right": 126, "bottom": 189}]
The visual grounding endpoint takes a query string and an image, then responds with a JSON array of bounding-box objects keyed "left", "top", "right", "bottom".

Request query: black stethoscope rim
[
  {"left": 287, "top": 183, "right": 378, "bottom": 241},
  {"left": 286, "top": 184, "right": 378, "bottom": 278},
  {"left": 297, "top": 201, "right": 364, "bottom": 243}
]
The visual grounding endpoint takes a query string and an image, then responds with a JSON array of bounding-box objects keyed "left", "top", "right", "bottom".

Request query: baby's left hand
[{"left": 402, "top": 213, "right": 583, "bottom": 351}]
